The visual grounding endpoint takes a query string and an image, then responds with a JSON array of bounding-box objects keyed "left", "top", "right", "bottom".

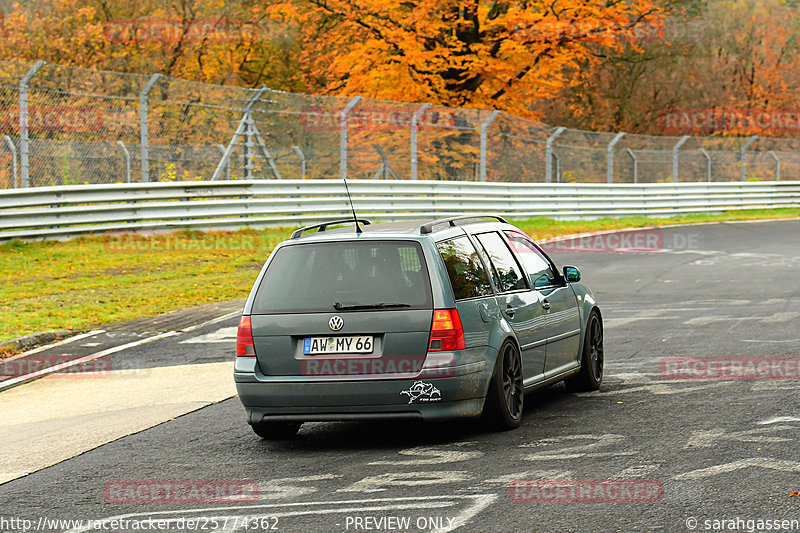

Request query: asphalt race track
[{"left": 1, "top": 219, "right": 799, "bottom": 533}]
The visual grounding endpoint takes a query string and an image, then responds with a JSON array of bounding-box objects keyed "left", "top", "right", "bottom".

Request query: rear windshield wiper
[{"left": 333, "top": 302, "right": 412, "bottom": 311}]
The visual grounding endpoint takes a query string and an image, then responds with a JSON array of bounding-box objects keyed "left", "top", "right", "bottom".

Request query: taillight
[
  {"left": 428, "top": 309, "right": 466, "bottom": 351},
  {"left": 236, "top": 315, "right": 256, "bottom": 357}
]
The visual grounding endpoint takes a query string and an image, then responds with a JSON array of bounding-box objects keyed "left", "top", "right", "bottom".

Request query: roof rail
[
  {"left": 419, "top": 215, "right": 510, "bottom": 235},
  {"left": 290, "top": 218, "right": 372, "bottom": 239}
]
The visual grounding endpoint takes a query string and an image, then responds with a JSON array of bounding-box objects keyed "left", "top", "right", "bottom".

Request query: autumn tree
[
  {"left": 695, "top": 0, "right": 800, "bottom": 112},
  {"left": 6, "top": 0, "right": 798, "bottom": 140},
  {"left": 0, "top": 0, "right": 299, "bottom": 88},
  {"left": 269, "top": 0, "right": 665, "bottom": 118},
  {"left": 536, "top": 0, "right": 800, "bottom": 136}
]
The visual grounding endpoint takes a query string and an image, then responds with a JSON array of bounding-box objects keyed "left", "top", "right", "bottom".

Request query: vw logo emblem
[{"left": 329, "top": 315, "right": 344, "bottom": 331}]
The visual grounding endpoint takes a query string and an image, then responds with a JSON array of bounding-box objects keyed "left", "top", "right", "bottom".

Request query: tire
[
  {"left": 251, "top": 421, "right": 302, "bottom": 440},
  {"left": 483, "top": 340, "right": 524, "bottom": 430},
  {"left": 565, "top": 311, "right": 603, "bottom": 392}
]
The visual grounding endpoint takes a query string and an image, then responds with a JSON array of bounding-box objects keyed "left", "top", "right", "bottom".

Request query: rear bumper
[{"left": 234, "top": 353, "right": 491, "bottom": 422}]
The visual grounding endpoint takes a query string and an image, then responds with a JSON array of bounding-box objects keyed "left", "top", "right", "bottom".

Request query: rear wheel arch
[
  {"left": 484, "top": 331, "right": 522, "bottom": 379},
  {"left": 494, "top": 336, "right": 522, "bottom": 376},
  {"left": 479, "top": 335, "right": 521, "bottom": 406}
]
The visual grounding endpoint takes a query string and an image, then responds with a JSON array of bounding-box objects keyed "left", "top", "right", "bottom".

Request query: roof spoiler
[{"left": 290, "top": 219, "right": 372, "bottom": 239}]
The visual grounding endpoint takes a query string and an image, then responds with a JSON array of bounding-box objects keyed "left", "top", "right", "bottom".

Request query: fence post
[
  {"left": 340, "top": 96, "right": 362, "bottom": 181},
  {"left": 552, "top": 152, "right": 560, "bottom": 183},
  {"left": 410, "top": 103, "right": 431, "bottom": 180},
  {"left": 243, "top": 116, "right": 255, "bottom": 179},
  {"left": 216, "top": 144, "right": 230, "bottom": 180},
  {"left": 699, "top": 148, "right": 711, "bottom": 182},
  {"left": 607, "top": 132, "right": 626, "bottom": 183},
  {"left": 139, "top": 73, "right": 162, "bottom": 183},
  {"left": 116, "top": 141, "right": 131, "bottom": 183},
  {"left": 244, "top": 87, "right": 270, "bottom": 179},
  {"left": 626, "top": 148, "right": 638, "bottom": 184},
  {"left": 740, "top": 136, "right": 758, "bottom": 181},
  {"left": 241, "top": 87, "right": 270, "bottom": 179},
  {"left": 19, "top": 60, "right": 46, "bottom": 188},
  {"left": 768, "top": 150, "right": 780, "bottom": 181},
  {"left": 3, "top": 136, "right": 17, "bottom": 189},
  {"left": 292, "top": 145, "right": 307, "bottom": 179},
  {"left": 479, "top": 110, "right": 500, "bottom": 182},
  {"left": 672, "top": 135, "right": 690, "bottom": 183},
  {"left": 545, "top": 126, "right": 566, "bottom": 183}
]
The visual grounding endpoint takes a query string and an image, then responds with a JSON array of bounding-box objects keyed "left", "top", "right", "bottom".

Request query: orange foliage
[
  {"left": 535, "top": 0, "right": 800, "bottom": 136},
  {"left": 0, "top": 0, "right": 297, "bottom": 88},
  {"left": 269, "top": 0, "right": 664, "bottom": 117}
]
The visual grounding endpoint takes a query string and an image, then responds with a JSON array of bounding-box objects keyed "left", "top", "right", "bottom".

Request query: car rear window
[
  {"left": 436, "top": 236, "right": 493, "bottom": 300},
  {"left": 252, "top": 241, "right": 432, "bottom": 314}
]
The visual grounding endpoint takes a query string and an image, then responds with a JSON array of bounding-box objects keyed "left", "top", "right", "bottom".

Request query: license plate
[{"left": 303, "top": 336, "right": 374, "bottom": 355}]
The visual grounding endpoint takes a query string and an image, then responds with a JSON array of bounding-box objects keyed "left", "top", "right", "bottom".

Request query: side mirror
[{"left": 563, "top": 265, "right": 581, "bottom": 283}]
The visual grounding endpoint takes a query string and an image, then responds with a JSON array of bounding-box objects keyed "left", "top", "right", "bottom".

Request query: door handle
[
  {"left": 505, "top": 304, "right": 516, "bottom": 317},
  {"left": 542, "top": 300, "right": 551, "bottom": 311}
]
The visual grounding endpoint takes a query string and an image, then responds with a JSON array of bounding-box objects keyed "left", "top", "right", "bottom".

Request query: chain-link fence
[{"left": 1, "top": 60, "right": 798, "bottom": 188}]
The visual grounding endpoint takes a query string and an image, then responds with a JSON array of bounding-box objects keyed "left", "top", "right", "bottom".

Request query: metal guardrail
[{"left": 1, "top": 180, "right": 799, "bottom": 241}]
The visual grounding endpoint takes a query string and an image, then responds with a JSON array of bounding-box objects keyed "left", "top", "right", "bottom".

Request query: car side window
[
  {"left": 437, "top": 236, "right": 493, "bottom": 300},
  {"left": 504, "top": 231, "right": 558, "bottom": 289},
  {"left": 474, "top": 232, "right": 528, "bottom": 293}
]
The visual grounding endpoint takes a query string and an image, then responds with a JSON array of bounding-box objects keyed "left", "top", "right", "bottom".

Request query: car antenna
[{"left": 343, "top": 177, "right": 362, "bottom": 234}]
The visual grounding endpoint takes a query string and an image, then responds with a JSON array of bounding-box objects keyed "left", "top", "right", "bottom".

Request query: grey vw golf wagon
[{"left": 234, "top": 216, "right": 603, "bottom": 439}]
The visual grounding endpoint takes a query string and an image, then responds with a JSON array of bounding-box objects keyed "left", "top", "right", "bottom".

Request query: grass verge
[{"left": 1, "top": 208, "right": 798, "bottom": 344}]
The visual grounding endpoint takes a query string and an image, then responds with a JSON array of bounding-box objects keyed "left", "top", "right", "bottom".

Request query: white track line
[
  {"left": 2, "top": 330, "right": 105, "bottom": 362},
  {"left": 180, "top": 310, "right": 241, "bottom": 333},
  {"left": 0, "top": 331, "right": 177, "bottom": 391},
  {"left": 0, "top": 310, "right": 241, "bottom": 392}
]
